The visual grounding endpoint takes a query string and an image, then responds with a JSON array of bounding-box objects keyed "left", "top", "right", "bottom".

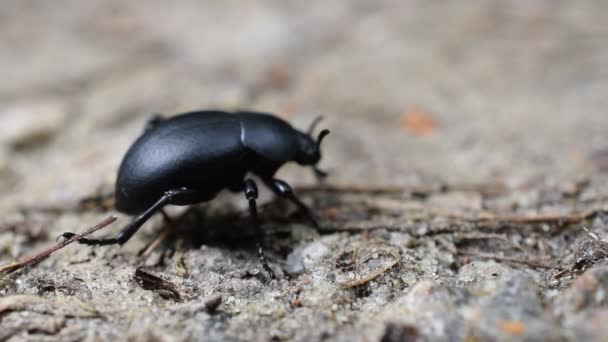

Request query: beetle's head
[{"left": 295, "top": 116, "right": 330, "bottom": 179}]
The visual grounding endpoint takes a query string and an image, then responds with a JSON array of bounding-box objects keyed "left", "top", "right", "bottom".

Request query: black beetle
[{"left": 61, "top": 110, "right": 330, "bottom": 278}]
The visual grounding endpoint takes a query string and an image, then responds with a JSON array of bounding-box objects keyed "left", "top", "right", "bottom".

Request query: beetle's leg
[
  {"left": 144, "top": 113, "right": 165, "bottom": 132},
  {"left": 244, "top": 178, "right": 276, "bottom": 279},
  {"left": 264, "top": 178, "right": 319, "bottom": 228},
  {"left": 59, "top": 188, "right": 190, "bottom": 246}
]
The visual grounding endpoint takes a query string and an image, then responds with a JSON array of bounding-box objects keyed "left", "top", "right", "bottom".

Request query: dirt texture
[{"left": 2, "top": 1, "right": 608, "bottom": 341}]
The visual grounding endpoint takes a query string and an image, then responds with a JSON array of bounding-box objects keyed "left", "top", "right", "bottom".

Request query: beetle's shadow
[{"left": 167, "top": 199, "right": 304, "bottom": 257}]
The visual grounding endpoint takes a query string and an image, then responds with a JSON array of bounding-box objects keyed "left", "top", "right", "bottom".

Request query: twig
[
  {"left": 138, "top": 227, "right": 172, "bottom": 258},
  {"left": 459, "top": 251, "right": 554, "bottom": 269},
  {"left": 474, "top": 209, "right": 604, "bottom": 225},
  {"left": 337, "top": 251, "right": 401, "bottom": 288},
  {"left": 552, "top": 269, "right": 570, "bottom": 279},
  {"left": 0, "top": 216, "right": 117, "bottom": 277},
  {"left": 318, "top": 208, "right": 607, "bottom": 234},
  {"left": 582, "top": 227, "right": 608, "bottom": 253},
  {"left": 69, "top": 297, "right": 106, "bottom": 319},
  {"left": 0, "top": 295, "right": 45, "bottom": 314},
  {"left": 453, "top": 232, "right": 510, "bottom": 242},
  {"left": 138, "top": 210, "right": 176, "bottom": 259},
  {"left": 439, "top": 236, "right": 541, "bottom": 270},
  {"left": 134, "top": 268, "right": 181, "bottom": 301},
  {"left": 295, "top": 181, "right": 509, "bottom": 197},
  {"left": 551, "top": 227, "right": 608, "bottom": 280},
  {"left": 296, "top": 184, "right": 436, "bottom": 196},
  {"left": 174, "top": 238, "right": 188, "bottom": 277},
  {"left": 318, "top": 219, "right": 405, "bottom": 233}
]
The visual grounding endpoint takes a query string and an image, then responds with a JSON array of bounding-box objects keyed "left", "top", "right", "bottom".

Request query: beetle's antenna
[
  {"left": 316, "top": 129, "right": 330, "bottom": 149},
  {"left": 313, "top": 129, "right": 330, "bottom": 180},
  {"left": 308, "top": 116, "right": 325, "bottom": 135}
]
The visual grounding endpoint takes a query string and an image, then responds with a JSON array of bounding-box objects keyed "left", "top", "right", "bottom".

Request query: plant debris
[
  {"left": 203, "top": 294, "right": 222, "bottom": 313},
  {"left": 0, "top": 295, "right": 44, "bottom": 315},
  {"left": 0, "top": 216, "right": 116, "bottom": 277},
  {"left": 336, "top": 249, "right": 401, "bottom": 288},
  {"left": 133, "top": 268, "right": 181, "bottom": 301}
]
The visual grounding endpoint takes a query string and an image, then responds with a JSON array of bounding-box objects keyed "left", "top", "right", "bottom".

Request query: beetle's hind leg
[
  {"left": 264, "top": 178, "right": 319, "bottom": 228},
  {"left": 244, "top": 178, "right": 276, "bottom": 279},
  {"left": 59, "top": 188, "right": 191, "bottom": 246}
]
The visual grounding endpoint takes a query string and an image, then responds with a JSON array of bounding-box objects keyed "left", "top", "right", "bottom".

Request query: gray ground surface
[{"left": 2, "top": 1, "right": 608, "bottom": 341}]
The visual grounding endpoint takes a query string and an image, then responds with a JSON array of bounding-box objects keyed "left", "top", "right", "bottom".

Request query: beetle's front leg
[
  {"left": 263, "top": 178, "right": 319, "bottom": 228},
  {"left": 243, "top": 179, "right": 276, "bottom": 279}
]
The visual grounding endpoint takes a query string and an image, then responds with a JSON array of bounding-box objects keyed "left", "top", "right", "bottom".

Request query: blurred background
[
  {"left": 1, "top": 0, "right": 608, "bottom": 209},
  {"left": 3, "top": 3, "right": 608, "bottom": 340}
]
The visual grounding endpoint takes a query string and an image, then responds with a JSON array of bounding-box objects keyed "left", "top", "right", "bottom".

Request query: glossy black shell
[{"left": 115, "top": 111, "right": 301, "bottom": 214}]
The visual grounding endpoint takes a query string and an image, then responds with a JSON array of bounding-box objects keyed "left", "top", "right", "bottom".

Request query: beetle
[{"left": 60, "top": 110, "right": 330, "bottom": 278}]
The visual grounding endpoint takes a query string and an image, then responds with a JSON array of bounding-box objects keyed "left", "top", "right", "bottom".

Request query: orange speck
[
  {"left": 263, "top": 64, "right": 292, "bottom": 89},
  {"left": 400, "top": 107, "right": 439, "bottom": 136},
  {"left": 277, "top": 103, "right": 296, "bottom": 120},
  {"left": 498, "top": 320, "right": 526, "bottom": 335}
]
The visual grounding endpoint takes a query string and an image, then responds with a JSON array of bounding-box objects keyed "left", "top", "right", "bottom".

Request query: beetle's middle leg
[
  {"left": 59, "top": 187, "right": 191, "bottom": 246},
  {"left": 263, "top": 178, "right": 319, "bottom": 228},
  {"left": 243, "top": 178, "right": 276, "bottom": 279}
]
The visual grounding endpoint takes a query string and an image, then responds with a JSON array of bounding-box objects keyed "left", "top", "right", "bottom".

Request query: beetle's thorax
[
  {"left": 237, "top": 112, "right": 299, "bottom": 166},
  {"left": 236, "top": 112, "right": 328, "bottom": 178}
]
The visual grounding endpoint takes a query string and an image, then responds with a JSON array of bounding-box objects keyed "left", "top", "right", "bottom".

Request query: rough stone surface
[{"left": 1, "top": 1, "right": 608, "bottom": 341}]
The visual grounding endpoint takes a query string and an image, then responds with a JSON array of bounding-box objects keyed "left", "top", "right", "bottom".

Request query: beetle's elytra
[{"left": 61, "top": 110, "right": 330, "bottom": 278}]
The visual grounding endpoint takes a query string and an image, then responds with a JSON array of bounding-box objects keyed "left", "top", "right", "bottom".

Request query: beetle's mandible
[{"left": 60, "top": 110, "right": 330, "bottom": 278}]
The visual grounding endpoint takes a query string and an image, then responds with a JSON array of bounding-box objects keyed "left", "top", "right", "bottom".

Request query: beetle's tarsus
[
  {"left": 56, "top": 232, "right": 75, "bottom": 242},
  {"left": 56, "top": 232, "right": 119, "bottom": 245},
  {"left": 79, "top": 237, "right": 119, "bottom": 245},
  {"left": 256, "top": 242, "right": 276, "bottom": 279}
]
